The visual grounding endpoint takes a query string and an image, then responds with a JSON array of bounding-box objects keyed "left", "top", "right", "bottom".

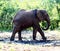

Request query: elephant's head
[{"left": 37, "top": 10, "right": 50, "bottom": 30}]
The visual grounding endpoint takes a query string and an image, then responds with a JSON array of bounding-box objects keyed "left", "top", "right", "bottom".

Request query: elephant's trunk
[{"left": 42, "top": 20, "right": 50, "bottom": 30}]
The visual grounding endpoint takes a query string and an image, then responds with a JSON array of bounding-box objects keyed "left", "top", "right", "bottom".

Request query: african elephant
[{"left": 10, "top": 9, "right": 50, "bottom": 41}]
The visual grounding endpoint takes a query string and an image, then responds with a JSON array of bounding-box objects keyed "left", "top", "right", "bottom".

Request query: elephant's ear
[{"left": 37, "top": 10, "right": 44, "bottom": 21}]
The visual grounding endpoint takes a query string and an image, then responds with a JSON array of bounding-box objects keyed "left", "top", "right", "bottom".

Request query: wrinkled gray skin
[{"left": 10, "top": 9, "right": 50, "bottom": 41}]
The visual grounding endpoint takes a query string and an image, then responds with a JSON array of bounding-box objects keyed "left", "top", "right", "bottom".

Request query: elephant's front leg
[
  {"left": 35, "top": 23, "right": 46, "bottom": 41},
  {"left": 37, "top": 26, "right": 47, "bottom": 41},
  {"left": 18, "top": 30, "right": 22, "bottom": 41},
  {"left": 33, "top": 26, "right": 37, "bottom": 40}
]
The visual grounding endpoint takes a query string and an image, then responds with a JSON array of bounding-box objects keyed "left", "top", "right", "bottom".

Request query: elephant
[{"left": 10, "top": 9, "right": 50, "bottom": 41}]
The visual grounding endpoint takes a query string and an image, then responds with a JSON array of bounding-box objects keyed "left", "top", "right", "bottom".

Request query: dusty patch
[
  {"left": 0, "top": 30, "right": 60, "bottom": 51},
  {"left": 0, "top": 42, "right": 60, "bottom": 51}
]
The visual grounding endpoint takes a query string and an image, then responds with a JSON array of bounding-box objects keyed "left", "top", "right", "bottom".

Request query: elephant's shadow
[
  {"left": 14, "top": 40, "right": 53, "bottom": 45},
  {"left": 0, "top": 38, "right": 57, "bottom": 45}
]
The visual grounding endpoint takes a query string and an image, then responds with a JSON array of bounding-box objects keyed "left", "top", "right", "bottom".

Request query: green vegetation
[{"left": 0, "top": 0, "right": 60, "bottom": 31}]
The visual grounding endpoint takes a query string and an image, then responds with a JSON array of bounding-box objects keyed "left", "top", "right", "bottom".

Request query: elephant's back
[
  {"left": 14, "top": 10, "right": 34, "bottom": 22},
  {"left": 13, "top": 10, "right": 35, "bottom": 26}
]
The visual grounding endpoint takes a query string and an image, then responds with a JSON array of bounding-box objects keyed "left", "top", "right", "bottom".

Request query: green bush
[
  {"left": 0, "top": 0, "right": 60, "bottom": 31},
  {"left": 0, "top": 0, "right": 19, "bottom": 31}
]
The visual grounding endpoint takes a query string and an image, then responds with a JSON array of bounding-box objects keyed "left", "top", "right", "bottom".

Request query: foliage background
[{"left": 0, "top": 0, "right": 60, "bottom": 31}]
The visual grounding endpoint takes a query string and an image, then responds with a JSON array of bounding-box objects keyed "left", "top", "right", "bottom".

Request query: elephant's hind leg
[
  {"left": 10, "top": 26, "right": 19, "bottom": 41},
  {"left": 33, "top": 27, "right": 37, "bottom": 40},
  {"left": 18, "top": 30, "right": 22, "bottom": 41}
]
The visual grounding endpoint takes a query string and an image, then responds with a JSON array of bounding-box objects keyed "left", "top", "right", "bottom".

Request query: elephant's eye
[{"left": 45, "top": 13, "right": 48, "bottom": 16}]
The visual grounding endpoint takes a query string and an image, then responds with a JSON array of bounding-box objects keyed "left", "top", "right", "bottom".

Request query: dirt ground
[
  {"left": 0, "top": 30, "right": 60, "bottom": 51},
  {"left": 0, "top": 42, "right": 60, "bottom": 51}
]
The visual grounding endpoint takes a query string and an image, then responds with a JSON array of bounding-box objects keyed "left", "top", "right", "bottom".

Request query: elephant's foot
[
  {"left": 18, "top": 37, "right": 22, "bottom": 41},
  {"left": 42, "top": 37, "right": 47, "bottom": 41},
  {"left": 19, "top": 39, "right": 22, "bottom": 41},
  {"left": 33, "top": 37, "right": 36, "bottom": 40},
  {"left": 10, "top": 37, "right": 14, "bottom": 41},
  {"left": 33, "top": 38, "right": 36, "bottom": 40}
]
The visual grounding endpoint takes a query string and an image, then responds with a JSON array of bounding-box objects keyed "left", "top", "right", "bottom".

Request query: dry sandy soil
[{"left": 0, "top": 30, "right": 60, "bottom": 51}]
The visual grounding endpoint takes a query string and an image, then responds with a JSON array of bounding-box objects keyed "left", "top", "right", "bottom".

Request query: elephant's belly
[{"left": 20, "top": 23, "right": 32, "bottom": 30}]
